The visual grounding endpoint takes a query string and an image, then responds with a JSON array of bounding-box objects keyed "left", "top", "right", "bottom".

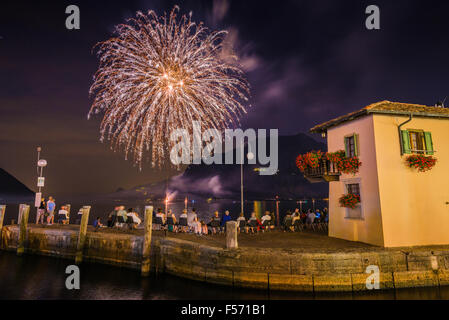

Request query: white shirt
[
  {"left": 261, "top": 215, "right": 271, "bottom": 223},
  {"left": 58, "top": 209, "right": 68, "bottom": 219}
]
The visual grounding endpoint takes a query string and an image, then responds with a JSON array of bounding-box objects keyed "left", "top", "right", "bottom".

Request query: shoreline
[{"left": 2, "top": 224, "right": 449, "bottom": 292}]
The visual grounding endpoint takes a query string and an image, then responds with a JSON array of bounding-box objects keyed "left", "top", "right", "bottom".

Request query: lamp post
[
  {"left": 240, "top": 150, "right": 254, "bottom": 215},
  {"left": 35, "top": 147, "right": 47, "bottom": 208}
]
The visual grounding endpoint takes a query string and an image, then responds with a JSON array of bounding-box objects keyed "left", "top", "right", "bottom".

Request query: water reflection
[{"left": 0, "top": 251, "right": 447, "bottom": 300}]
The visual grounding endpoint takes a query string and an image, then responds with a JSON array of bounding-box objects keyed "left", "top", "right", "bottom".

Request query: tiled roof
[{"left": 310, "top": 101, "right": 449, "bottom": 133}]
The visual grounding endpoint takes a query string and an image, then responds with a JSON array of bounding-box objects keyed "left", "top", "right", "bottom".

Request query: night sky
[{"left": 1, "top": 0, "right": 449, "bottom": 196}]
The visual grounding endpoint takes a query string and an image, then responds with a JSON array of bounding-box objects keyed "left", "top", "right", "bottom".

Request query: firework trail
[{"left": 88, "top": 6, "right": 250, "bottom": 169}]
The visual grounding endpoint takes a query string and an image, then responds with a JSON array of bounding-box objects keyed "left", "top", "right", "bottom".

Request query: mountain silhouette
[
  {"left": 0, "top": 168, "right": 34, "bottom": 199},
  {"left": 108, "top": 132, "right": 327, "bottom": 201}
]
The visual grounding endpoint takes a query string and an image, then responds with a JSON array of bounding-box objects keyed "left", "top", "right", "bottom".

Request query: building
[{"left": 308, "top": 101, "right": 449, "bottom": 247}]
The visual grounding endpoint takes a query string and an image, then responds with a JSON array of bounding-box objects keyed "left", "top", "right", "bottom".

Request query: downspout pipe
[{"left": 398, "top": 113, "right": 413, "bottom": 155}]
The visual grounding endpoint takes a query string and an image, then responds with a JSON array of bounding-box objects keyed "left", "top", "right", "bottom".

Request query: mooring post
[
  {"left": 0, "top": 205, "right": 6, "bottom": 240},
  {"left": 75, "top": 205, "right": 91, "bottom": 264},
  {"left": 141, "top": 205, "right": 154, "bottom": 277},
  {"left": 226, "top": 221, "right": 238, "bottom": 249},
  {"left": 17, "top": 204, "right": 30, "bottom": 256},
  {"left": 66, "top": 204, "right": 71, "bottom": 224}
]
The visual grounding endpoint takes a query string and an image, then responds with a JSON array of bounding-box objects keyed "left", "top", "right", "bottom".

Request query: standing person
[
  {"left": 46, "top": 196, "right": 56, "bottom": 225},
  {"left": 116, "top": 206, "right": 128, "bottom": 227},
  {"left": 107, "top": 207, "right": 118, "bottom": 228},
  {"left": 36, "top": 197, "right": 46, "bottom": 224}
]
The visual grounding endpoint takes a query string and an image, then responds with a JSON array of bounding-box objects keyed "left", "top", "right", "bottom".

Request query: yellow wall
[
  {"left": 327, "top": 115, "right": 385, "bottom": 246},
  {"left": 373, "top": 114, "right": 449, "bottom": 247}
]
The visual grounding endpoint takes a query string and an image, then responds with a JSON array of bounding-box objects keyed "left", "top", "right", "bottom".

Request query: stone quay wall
[{"left": 2, "top": 225, "right": 449, "bottom": 292}]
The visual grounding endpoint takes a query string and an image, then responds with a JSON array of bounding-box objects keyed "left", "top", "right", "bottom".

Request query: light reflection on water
[{"left": 0, "top": 251, "right": 448, "bottom": 300}]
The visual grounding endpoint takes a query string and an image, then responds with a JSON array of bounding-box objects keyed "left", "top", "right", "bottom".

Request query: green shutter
[
  {"left": 344, "top": 137, "right": 349, "bottom": 157},
  {"left": 424, "top": 132, "right": 434, "bottom": 155},
  {"left": 401, "top": 130, "right": 411, "bottom": 154},
  {"left": 354, "top": 134, "right": 360, "bottom": 156}
]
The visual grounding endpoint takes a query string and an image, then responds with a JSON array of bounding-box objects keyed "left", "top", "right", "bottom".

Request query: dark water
[
  {"left": 0, "top": 251, "right": 448, "bottom": 300},
  {"left": 2, "top": 199, "right": 328, "bottom": 226}
]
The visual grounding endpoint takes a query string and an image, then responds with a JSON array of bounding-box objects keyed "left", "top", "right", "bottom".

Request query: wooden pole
[
  {"left": 0, "top": 205, "right": 6, "bottom": 240},
  {"left": 141, "top": 206, "right": 154, "bottom": 277},
  {"left": 75, "top": 205, "right": 91, "bottom": 264},
  {"left": 66, "top": 204, "right": 71, "bottom": 224},
  {"left": 17, "top": 204, "right": 30, "bottom": 256},
  {"left": 226, "top": 221, "right": 238, "bottom": 249}
]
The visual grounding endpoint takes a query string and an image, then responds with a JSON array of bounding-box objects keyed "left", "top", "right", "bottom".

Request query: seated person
[
  {"left": 167, "top": 210, "right": 177, "bottom": 232},
  {"left": 200, "top": 220, "right": 208, "bottom": 235},
  {"left": 261, "top": 211, "right": 272, "bottom": 230},
  {"left": 179, "top": 209, "right": 189, "bottom": 232},
  {"left": 126, "top": 208, "right": 141, "bottom": 229},
  {"left": 187, "top": 208, "right": 198, "bottom": 229},
  {"left": 192, "top": 216, "right": 202, "bottom": 235},
  {"left": 58, "top": 206, "right": 69, "bottom": 224},
  {"left": 248, "top": 212, "right": 262, "bottom": 233},
  {"left": 116, "top": 206, "right": 128, "bottom": 226},
  {"left": 221, "top": 210, "right": 232, "bottom": 229},
  {"left": 208, "top": 211, "right": 221, "bottom": 234},
  {"left": 155, "top": 208, "right": 166, "bottom": 224},
  {"left": 283, "top": 212, "right": 294, "bottom": 232},
  {"left": 93, "top": 217, "right": 103, "bottom": 230},
  {"left": 236, "top": 213, "right": 247, "bottom": 232}
]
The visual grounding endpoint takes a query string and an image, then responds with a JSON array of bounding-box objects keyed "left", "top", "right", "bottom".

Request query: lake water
[{"left": 0, "top": 251, "right": 448, "bottom": 300}]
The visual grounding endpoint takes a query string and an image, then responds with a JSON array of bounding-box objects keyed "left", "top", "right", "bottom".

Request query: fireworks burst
[{"left": 88, "top": 6, "right": 250, "bottom": 168}]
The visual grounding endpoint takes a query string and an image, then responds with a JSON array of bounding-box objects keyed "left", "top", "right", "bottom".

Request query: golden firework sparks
[{"left": 88, "top": 6, "right": 250, "bottom": 169}]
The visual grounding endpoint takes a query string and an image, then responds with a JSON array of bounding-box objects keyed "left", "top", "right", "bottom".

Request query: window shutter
[
  {"left": 401, "top": 130, "right": 411, "bottom": 154},
  {"left": 344, "top": 137, "right": 349, "bottom": 157},
  {"left": 354, "top": 134, "right": 360, "bottom": 156},
  {"left": 424, "top": 132, "right": 434, "bottom": 155}
]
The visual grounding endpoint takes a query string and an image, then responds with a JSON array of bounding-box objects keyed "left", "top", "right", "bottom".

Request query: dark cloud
[{"left": 1, "top": 0, "right": 449, "bottom": 195}]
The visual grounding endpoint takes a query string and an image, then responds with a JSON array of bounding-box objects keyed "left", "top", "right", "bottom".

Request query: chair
[
  {"left": 248, "top": 219, "right": 258, "bottom": 233},
  {"left": 210, "top": 219, "right": 221, "bottom": 234},
  {"left": 238, "top": 219, "right": 246, "bottom": 233},
  {"left": 167, "top": 217, "right": 177, "bottom": 232},
  {"left": 293, "top": 219, "right": 303, "bottom": 232},
  {"left": 262, "top": 219, "right": 271, "bottom": 232},
  {"left": 116, "top": 216, "right": 126, "bottom": 228},
  {"left": 153, "top": 216, "right": 164, "bottom": 230},
  {"left": 179, "top": 217, "right": 189, "bottom": 232},
  {"left": 284, "top": 217, "right": 293, "bottom": 232}
]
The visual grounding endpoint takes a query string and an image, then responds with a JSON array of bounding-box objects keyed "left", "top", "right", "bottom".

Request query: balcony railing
[{"left": 303, "top": 158, "right": 341, "bottom": 183}]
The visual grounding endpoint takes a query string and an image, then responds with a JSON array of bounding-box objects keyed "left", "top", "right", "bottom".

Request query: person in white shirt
[
  {"left": 126, "top": 208, "right": 141, "bottom": 228},
  {"left": 261, "top": 211, "right": 272, "bottom": 231},
  {"left": 236, "top": 213, "right": 247, "bottom": 233},
  {"left": 187, "top": 208, "right": 198, "bottom": 228},
  {"left": 58, "top": 206, "right": 69, "bottom": 225}
]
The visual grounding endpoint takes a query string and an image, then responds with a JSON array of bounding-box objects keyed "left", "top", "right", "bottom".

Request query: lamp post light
[
  {"left": 35, "top": 147, "right": 47, "bottom": 210},
  {"left": 240, "top": 151, "right": 254, "bottom": 215}
]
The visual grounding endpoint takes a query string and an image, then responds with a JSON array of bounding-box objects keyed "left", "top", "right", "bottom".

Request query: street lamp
[
  {"left": 241, "top": 151, "right": 254, "bottom": 215},
  {"left": 35, "top": 147, "right": 47, "bottom": 208}
]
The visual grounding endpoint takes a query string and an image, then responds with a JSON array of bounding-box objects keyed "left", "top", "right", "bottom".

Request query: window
[
  {"left": 347, "top": 183, "right": 360, "bottom": 196},
  {"left": 401, "top": 130, "right": 434, "bottom": 155},
  {"left": 344, "top": 134, "right": 359, "bottom": 157},
  {"left": 345, "top": 182, "right": 362, "bottom": 219}
]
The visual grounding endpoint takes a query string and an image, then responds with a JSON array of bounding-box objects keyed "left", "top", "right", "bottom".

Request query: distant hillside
[
  {"left": 106, "top": 132, "right": 327, "bottom": 201},
  {"left": 0, "top": 168, "right": 34, "bottom": 200}
]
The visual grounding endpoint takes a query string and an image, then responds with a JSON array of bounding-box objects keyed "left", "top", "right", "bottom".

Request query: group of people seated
[
  {"left": 152, "top": 208, "right": 276, "bottom": 235},
  {"left": 104, "top": 206, "right": 142, "bottom": 230},
  {"left": 283, "top": 208, "right": 329, "bottom": 232}
]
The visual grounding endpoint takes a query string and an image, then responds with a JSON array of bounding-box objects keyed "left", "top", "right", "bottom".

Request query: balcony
[{"left": 303, "top": 158, "right": 341, "bottom": 183}]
